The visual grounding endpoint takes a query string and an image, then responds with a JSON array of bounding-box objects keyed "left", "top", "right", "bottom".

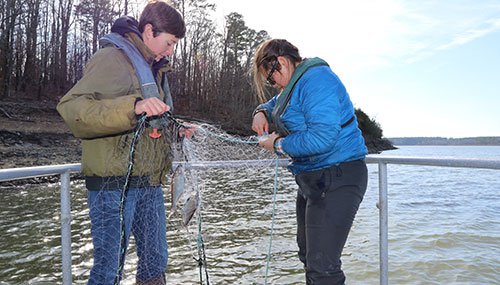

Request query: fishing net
[{"left": 87, "top": 112, "right": 279, "bottom": 284}]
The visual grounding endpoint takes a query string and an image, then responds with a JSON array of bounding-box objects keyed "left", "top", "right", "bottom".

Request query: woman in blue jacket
[{"left": 251, "top": 39, "right": 368, "bottom": 285}]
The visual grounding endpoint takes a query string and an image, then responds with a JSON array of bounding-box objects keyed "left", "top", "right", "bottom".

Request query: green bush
[{"left": 355, "top": 108, "right": 383, "bottom": 141}]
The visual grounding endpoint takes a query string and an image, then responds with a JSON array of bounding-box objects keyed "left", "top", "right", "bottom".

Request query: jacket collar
[{"left": 125, "top": 32, "right": 156, "bottom": 65}]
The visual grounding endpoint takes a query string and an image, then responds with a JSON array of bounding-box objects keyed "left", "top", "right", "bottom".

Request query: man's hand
[
  {"left": 178, "top": 123, "right": 197, "bottom": 139},
  {"left": 135, "top": 98, "right": 170, "bottom": 117}
]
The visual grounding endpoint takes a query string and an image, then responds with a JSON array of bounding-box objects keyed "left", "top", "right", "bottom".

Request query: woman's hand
[
  {"left": 252, "top": 112, "right": 269, "bottom": 136},
  {"left": 259, "top": 132, "right": 280, "bottom": 152}
]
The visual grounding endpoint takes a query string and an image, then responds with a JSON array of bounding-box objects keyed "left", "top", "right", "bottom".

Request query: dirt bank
[{"left": 0, "top": 100, "right": 80, "bottom": 169}]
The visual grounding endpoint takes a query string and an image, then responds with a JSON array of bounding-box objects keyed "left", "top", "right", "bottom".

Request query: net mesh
[{"left": 88, "top": 114, "right": 278, "bottom": 284}]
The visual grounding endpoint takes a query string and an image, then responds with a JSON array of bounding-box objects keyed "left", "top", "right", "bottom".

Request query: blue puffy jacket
[{"left": 258, "top": 63, "right": 367, "bottom": 175}]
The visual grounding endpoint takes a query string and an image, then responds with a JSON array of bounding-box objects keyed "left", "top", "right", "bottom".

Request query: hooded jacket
[
  {"left": 256, "top": 59, "right": 367, "bottom": 175},
  {"left": 57, "top": 17, "right": 173, "bottom": 188}
]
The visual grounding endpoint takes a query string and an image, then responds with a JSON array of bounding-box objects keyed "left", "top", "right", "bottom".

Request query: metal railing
[{"left": 1, "top": 156, "right": 499, "bottom": 285}]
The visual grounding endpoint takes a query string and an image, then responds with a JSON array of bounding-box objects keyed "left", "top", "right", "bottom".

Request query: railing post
[
  {"left": 378, "top": 162, "right": 389, "bottom": 285},
  {"left": 60, "top": 171, "right": 73, "bottom": 285}
]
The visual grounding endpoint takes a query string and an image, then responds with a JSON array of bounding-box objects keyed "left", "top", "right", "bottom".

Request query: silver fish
[
  {"left": 168, "top": 164, "right": 185, "bottom": 219},
  {"left": 182, "top": 191, "right": 199, "bottom": 227}
]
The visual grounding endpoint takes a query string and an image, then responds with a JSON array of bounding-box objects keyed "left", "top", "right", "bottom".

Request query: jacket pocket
[{"left": 295, "top": 167, "right": 331, "bottom": 200}]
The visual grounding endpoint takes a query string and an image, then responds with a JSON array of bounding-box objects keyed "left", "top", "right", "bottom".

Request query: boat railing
[{"left": 1, "top": 155, "right": 499, "bottom": 285}]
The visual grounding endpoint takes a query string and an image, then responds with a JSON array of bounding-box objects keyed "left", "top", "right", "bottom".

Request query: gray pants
[{"left": 295, "top": 160, "right": 368, "bottom": 285}]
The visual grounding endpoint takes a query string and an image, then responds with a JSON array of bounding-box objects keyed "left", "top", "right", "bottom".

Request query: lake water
[{"left": 0, "top": 145, "right": 499, "bottom": 284}]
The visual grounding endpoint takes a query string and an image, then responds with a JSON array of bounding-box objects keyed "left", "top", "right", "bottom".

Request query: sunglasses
[{"left": 265, "top": 60, "right": 279, "bottom": 86}]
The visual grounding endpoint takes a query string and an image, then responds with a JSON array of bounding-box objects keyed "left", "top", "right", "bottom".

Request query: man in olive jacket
[{"left": 57, "top": 2, "right": 189, "bottom": 284}]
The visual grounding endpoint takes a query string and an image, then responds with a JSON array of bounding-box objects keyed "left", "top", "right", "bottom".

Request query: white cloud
[
  {"left": 437, "top": 17, "right": 500, "bottom": 50},
  {"left": 391, "top": 2, "right": 500, "bottom": 64},
  {"left": 211, "top": 0, "right": 500, "bottom": 72}
]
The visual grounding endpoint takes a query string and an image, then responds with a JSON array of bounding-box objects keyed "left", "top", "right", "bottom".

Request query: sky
[{"left": 210, "top": 0, "right": 500, "bottom": 138}]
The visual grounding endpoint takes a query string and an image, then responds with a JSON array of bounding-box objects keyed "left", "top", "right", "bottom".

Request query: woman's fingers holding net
[{"left": 252, "top": 112, "right": 269, "bottom": 136}]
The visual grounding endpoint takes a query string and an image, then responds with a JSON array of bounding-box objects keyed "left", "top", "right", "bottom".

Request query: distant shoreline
[{"left": 388, "top": 137, "right": 500, "bottom": 146}]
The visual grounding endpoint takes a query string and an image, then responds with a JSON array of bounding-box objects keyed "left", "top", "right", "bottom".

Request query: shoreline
[{"left": 1, "top": 99, "right": 395, "bottom": 185}]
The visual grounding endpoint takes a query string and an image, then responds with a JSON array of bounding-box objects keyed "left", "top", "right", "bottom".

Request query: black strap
[{"left": 341, "top": 115, "right": 355, "bottom": 128}]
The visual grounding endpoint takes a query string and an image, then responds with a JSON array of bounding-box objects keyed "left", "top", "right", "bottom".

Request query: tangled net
[{"left": 90, "top": 113, "right": 279, "bottom": 284}]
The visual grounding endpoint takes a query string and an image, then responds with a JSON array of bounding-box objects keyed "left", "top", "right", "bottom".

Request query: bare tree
[
  {"left": 0, "top": 0, "right": 23, "bottom": 98},
  {"left": 58, "top": 0, "right": 74, "bottom": 93},
  {"left": 75, "top": 0, "right": 117, "bottom": 54},
  {"left": 20, "top": 0, "right": 41, "bottom": 93},
  {"left": 171, "top": 0, "right": 219, "bottom": 112}
]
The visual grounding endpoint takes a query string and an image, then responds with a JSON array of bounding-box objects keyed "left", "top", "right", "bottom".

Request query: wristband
[
  {"left": 272, "top": 136, "right": 284, "bottom": 155},
  {"left": 252, "top": 108, "right": 267, "bottom": 118}
]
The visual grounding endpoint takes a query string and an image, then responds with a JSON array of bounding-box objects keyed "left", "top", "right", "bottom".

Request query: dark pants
[{"left": 295, "top": 160, "right": 368, "bottom": 285}]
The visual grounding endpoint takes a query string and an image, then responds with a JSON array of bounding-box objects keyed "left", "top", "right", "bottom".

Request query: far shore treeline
[
  {"left": 389, "top": 137, "right": 500, "bottom": 146},
  {"left": 0, "top": 0, "right": 392, "bottom": 152}
]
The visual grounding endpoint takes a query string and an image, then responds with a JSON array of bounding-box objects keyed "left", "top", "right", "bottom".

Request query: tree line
[
  {"left": 0, "top": 0, "right": 269, "bottom": 132},
  {"left": 0, "top": 0, "right": 389, "bottom": 145}
]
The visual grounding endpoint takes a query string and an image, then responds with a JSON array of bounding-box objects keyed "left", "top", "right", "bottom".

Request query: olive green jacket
[{"left": 57, "top": 33, "right": 172, "bottom": 187}]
